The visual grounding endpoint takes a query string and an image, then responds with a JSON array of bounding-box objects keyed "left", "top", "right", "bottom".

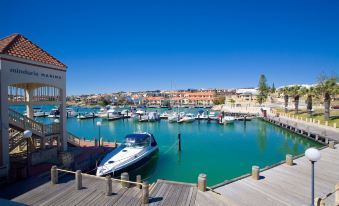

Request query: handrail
[
  {"left": 56, "top": 168, "right": 143, "bottom": 186},
  {"left": 8, "top": 108, "right": 60, "bottom": 137}
]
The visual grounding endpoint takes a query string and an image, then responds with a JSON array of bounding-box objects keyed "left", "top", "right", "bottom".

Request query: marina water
[{"left": 11, "top": 106, "right": 322, "bottom": 186}]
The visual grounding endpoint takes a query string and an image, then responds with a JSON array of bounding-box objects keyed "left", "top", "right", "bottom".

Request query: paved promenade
[{"left": 214, "top": 145, "right": 339, "bottom": 206}]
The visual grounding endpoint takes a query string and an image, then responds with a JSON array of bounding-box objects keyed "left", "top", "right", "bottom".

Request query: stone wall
[{"left": 30, "top": 147, "right": 58, "bottom": 166}]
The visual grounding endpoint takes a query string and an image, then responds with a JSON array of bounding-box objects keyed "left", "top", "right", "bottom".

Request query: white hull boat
[
  {"left": 177, "top": 113, "right": 195, "bottom": 123},
  {"left": 96, "top": 133, "right": 158, "bottom": 177}
]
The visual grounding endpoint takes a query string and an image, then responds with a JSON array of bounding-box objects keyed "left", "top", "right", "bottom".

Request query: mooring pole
[{"left": 178, "top": 133, "right": 181, "bottom": 152}]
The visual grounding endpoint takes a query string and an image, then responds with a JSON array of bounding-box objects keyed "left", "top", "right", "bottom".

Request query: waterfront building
[{"left": 0, "top": 33, "right": 67, "bottom": 179}]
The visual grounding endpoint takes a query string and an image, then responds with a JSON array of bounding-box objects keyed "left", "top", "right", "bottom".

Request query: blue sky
[{"left": 1, "top": 0, "right": 338, "bottom": 95}]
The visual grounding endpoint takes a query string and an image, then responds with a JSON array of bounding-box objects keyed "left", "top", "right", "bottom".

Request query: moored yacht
[
  {"left": 48, "top": 108, "right": 60, "bottom": 118},
  {"left": 177, "top": 113, "right": 195, "bottom": 123},
  {"left": 96, "top": 133, "right": 158, "bottom": 177},
  {"left": 77, "top": 112, "right": 97, "bottom": 119},
  {"left": 219, "top": 116, "right": 235, "bottom": 124},
  {"left": 107, "top": 109, "right": 123, "bottom": 120}
]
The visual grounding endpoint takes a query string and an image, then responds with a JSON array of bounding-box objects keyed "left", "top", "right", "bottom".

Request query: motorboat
[
  {"left": 177, "top": 113, "right": 195, "bottom": 123},
  {"left": 208, "top": 112, "right": 218, "bottom": 120},
  {"left": 77, "top": 112, "right": 97, "bottom": 119},
  {"left": 66, "top": 108, "right": 78, "bottom": 118},
  {"left": 97, "top": 108, "right": 108, "bottom": 118},
  {"left": 147, "top": 112, "right": 160, "bottom": 122},
  {"left": 121, "top": 109, "right": 131, "bottom": 118},
  {"left": 168, "top": 112, "right": 179, "bottom": 123},
  {"left": 48, "top": 109, "right": 60, "bottom": 118},
  {"left": 96, "top": 132, "right": 158, "bottom": 177},
  {"left": 219, "top": 116, "right": 235, "bottom": 124},
  {"left": 160, "top": 112, "right": 170, "bottom": 119},
  {"left": 107, "top": 109, "right": 123, "bottom": 121},
  {"left": 195, "top": 110, "right": 208, "bottom": 120}
]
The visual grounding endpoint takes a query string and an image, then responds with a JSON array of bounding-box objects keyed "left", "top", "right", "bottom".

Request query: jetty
[
  {"left": 8, "top": 167, "right": 228, "bottom": 206},
  {"left": 213, "top": 144, "right": 339, "bottom": 206}
]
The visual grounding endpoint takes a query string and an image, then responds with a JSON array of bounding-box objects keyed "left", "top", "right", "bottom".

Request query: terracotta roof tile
[{"left": 0, "top": 33, "right": 66, "bottom": 69}]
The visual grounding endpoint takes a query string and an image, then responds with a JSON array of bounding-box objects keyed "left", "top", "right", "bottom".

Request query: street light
[
  {"left": 96, "top": 121, "right": 102, "bottom": 147},
  {"left": 305, "top": 148, "right": 321, "bottom": 206},
  {"left": 54, "top": 119, "right": 60, "bottom": 123},
  {"left": 23, "top": 130, "right": 32, "bottom": 177}
]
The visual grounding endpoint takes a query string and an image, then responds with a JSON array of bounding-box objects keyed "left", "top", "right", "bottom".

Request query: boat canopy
[{"left": 124, "top": 133, "right": 156, "bottom": 147}]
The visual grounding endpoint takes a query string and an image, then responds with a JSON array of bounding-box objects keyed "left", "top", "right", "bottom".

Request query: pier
[
  {"left": 263, "top": 114, "right": 339, "bottom": 143},
  {"left": 8, "top": 167, "right": 228, "bottom": 205},
  {"left": 213, "top": 144, "right": 339, "bottom": 206}
]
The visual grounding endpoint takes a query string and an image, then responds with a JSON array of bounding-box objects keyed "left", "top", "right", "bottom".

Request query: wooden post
[
  {"left": 334, "top": 123, "right": 337, "bottom": 128},
  {"left": 106, "top": 175, "right": 112, "bottom": 196},
  {"left": 136, "top": 175, "right": 142, "bottom": 189},
  {"left": 252, "top": 166, "right": 260, "bottom": 180},
  {"left": 329, "top": 141, "right": 335, "bottom": 149},
  {"left": 142, "top": 181, "right": 149, "bottom": 204},
  {"left": 94, "top": 138, "right": 98, "bottom": 147},
  {"left": 286, "top": 154, "right": 293, "bottom": 166},
  {"left": 178, "top": 133, "right": 181, "bottom": 152},
  {"left": 198, "top": 173, "right": 207, "bottom": 192},
  {"left": 121, "top": 172, "right": 129, "bottom": 188},
  {"left": 335, "top": 182, "right": 339, "bottom": 205},
  {"left": 317, "top": 120, "right": 320, "bottom": 125},
  {"left": 51, "top": 165, "right": 58, "bottom": 184},
  {"left": 75, "top": 170, "right": 82, "bottom": 190},
  {"left": 325, "top": 121, "right": 328, "bottom": 126}
]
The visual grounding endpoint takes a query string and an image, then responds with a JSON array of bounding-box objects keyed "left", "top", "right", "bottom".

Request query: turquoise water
[{"left": 11, "top": 106, "right": 322, "bottom": 186}]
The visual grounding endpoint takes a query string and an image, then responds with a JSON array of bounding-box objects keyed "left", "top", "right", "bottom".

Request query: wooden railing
[{"left": 8, "top": 108, "right": 60, "bottom": 137}]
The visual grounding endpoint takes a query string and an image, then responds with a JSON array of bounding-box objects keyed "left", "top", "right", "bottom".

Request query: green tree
[
  {"left": 271, "top": 83, "right": 276, "bottom": 93},
  {"left": 300, "top": 86, "right": 317, "bottom": 116},
  {"left": 257, "top": 74, "right": 269, "bottom": 105},
  {"left": 315, "top": 75, "right": 339, "bottom": 120},
  {"left": 288, "top": 85, "right": 302, "bottom": 114},
  {"left": 278, "top": 87, "right": 291, "bottom": 113},
  {"left": 213, "top": 96, "right": 225, "bottom": 105}
]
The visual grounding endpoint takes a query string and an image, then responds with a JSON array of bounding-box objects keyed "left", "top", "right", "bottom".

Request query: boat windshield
[{"left": 124, "top": 134, "right": 150, "bottom": 147}]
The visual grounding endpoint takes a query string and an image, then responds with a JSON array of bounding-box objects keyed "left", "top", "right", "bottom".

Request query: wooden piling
[
  {"left": 106, "top": 175, "right": 112, "bottom": 196},
  {"left": 198, "top": 173, "right": 207, "bottom": 192},
  {"left": 329, "top": 141, "right": 335, "bottom": 149},
  {"left": 136, "top": 175, "right": 142, "bottom": 189},
  {"left": 94, "top": 138, "right": 98, "bottom": 147},
  {"left": 51, "top": 165, "right": 58, "bottom": 184},
  {"left": 142, "top": 181, "right": 149, "bottom": 204},
  {"left": 178, "top": 133, "right": 181, "bottom": 152},
  {"left": 252, "top": 166, "right": 260, "bottom": 180},
  {"left": 121, "top": 172, "right": 129, "bottom": 188},
  {"left": 75, "top": 170, "right": 82, "bottom": 190},
  {"left": 286, "top": 154, "right": 293, "bottom": 166}
]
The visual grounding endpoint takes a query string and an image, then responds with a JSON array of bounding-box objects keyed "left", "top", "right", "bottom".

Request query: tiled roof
[{"left": 0, "top": 33, "right": 66, "bottom": 69}]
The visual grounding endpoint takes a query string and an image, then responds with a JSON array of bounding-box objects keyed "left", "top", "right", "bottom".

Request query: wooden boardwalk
[
  {"left": 214, "top": 144, "right": 339, "bottom": 206},
  {"left": 265, "top": 115, "right": 339, "bottom": 143},
  {"left": 11, "top": 176, "right": 229, "bottom": 205}
]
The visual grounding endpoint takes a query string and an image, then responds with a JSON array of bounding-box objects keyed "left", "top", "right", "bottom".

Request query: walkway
[{"left": 214, "top": 144, "right": 339, "bottom": 206}]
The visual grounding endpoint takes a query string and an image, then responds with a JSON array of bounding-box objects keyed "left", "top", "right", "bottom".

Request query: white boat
[
  {"left": 220, "top": 116, "right": 235, "bottom": 124},
  {"left": 77, "top": 112, "right": 97, "bottom": 119},
  {"left": 195, "top": 111, "right": 209, "bottom": 120},
  {"left": 106, "top": 109, "right": 123, "bottom": 120},
  {"left": 66, "top": 108, "right": 78, "bottom": 118},
  {"left": 177, "top": 113, "right": 195, "bottom": 123},
  {"left": 97, "top": 108, "right": 108, "bottom": 118},
  {"left": 147, "top": 112, "right": 160, "bottom": 122},
  {"left": 168, "top": 112, "right": 179, "bottom": 123},
  {"left": 48, "top": 109, "right": 60, "bottom": 118},
  {"left": 160, "top": 112, "right": 170, "bottom": 119},
  {"left": 208, "top": 112, "right": 217, "bottom": 120},
  {"left": 120, "top": 109, "right": 131, "bottom": 118},
  {"left": 96, "top": 133, "right": 158, "bottom": 177}
]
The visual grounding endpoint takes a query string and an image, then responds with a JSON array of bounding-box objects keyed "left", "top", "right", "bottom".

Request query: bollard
[
  {"left": 314, "top": 197, "right": 325, "bottom": 206},
  {"left": 51, "top": 165, "right": 58, "bottom": 184},
  {"left": 142, "top": 181, "right": 149, "bottom": 204},
  {"left": 325, "top": 121, "right": 328, "bottom": 126},
  {"left": 336, "top": 182, "right": 339, "bottom": 205},
  {"left": 121, "top": 172, "right": 129, "bottom": 188},
  {"left": 106, "top": 175, "right": 112, "bottom": 196},
  {"left": 198, "top": 173, "right": 207, "bottom": 192},
  {"left": 315, "top": 135, "right": 319, "bottom": 141},
  {"left": 329, "top": 141, "right": 335, "bottom": 149},
  {"left": 317, "top": 120, "right": 320, "bottom": 125},
  {"left": 334, "top": 123, "right": 337, "bottom": 128},
  {"left": 136, "top": 175, "right": 142, "bottom": 189},
  {"left": 252, "top": 166, "right": 260, "bottom": 180},
  {"left": 286, "top": 154, "right": 293, "bottom": 166},
  {"left": 100, "top": 137, "right": 103, "bottom": 147},
  {"left": 75, "top": 170, "right": 82, "bottom": 190}
]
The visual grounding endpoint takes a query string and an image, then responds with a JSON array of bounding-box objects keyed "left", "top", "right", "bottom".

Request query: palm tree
[
  {"left": 315, "top": 77, "right": 338, "bottom": 120},
  {"left": 288, "top": 85, "right": 302, "bottom": 114},
  {"left": 278, "top": 87, "right": 291, "bottom": 113},
  {"left": 300, "top": 86, "right": 316, "bottom": 116}
]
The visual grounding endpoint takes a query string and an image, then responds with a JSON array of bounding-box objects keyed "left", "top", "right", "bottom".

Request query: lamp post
[
  {"left": 305, "top": 148, "right": 321, "bottom": 206},
  {"left": 23, "top": 130, "right": 32, "bottom": 177},
  {"left": 96, "top": 121, "right": 102, "bottom": 147}
]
